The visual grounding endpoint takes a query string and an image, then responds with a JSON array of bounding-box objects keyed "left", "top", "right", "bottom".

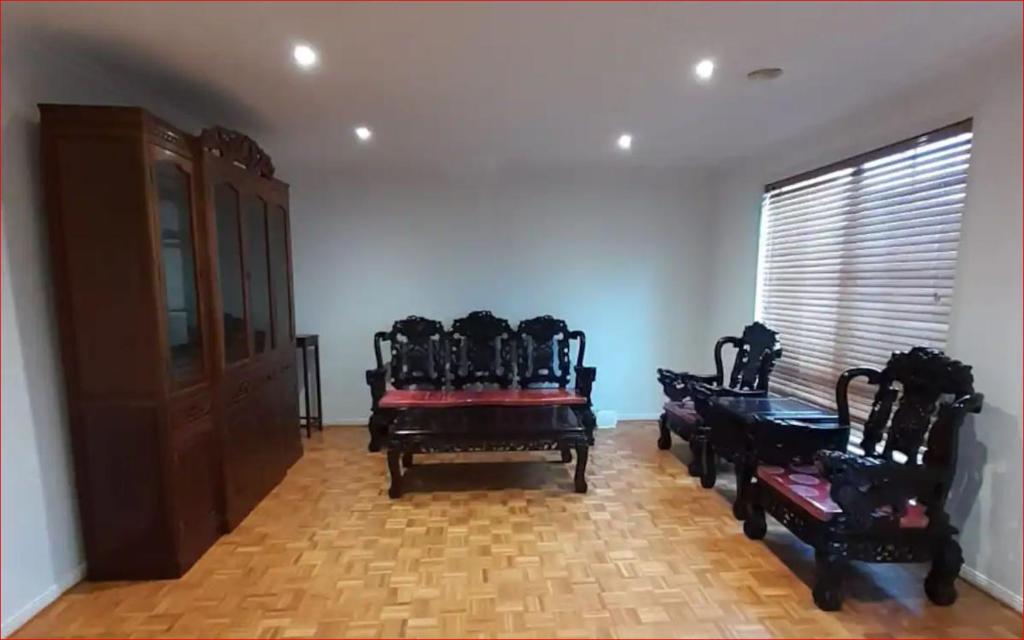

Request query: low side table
[
  {"left": 702, "top": 395, "right": 847, "bottom": 518},
  {"left": 296, "top": 334, "right": 324, "bottom": 438}
]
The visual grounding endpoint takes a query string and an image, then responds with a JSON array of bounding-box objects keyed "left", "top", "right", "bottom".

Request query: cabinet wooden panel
[
  {"left": 41, "top": 105, "right": 302, "bottom": 580},
  {"left": 171, "top": 417, "right": 220, "bottom": 568}
]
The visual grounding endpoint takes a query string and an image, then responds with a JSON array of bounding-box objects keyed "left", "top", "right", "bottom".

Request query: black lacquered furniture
[
  {"left": 296, "top": 334, "right": 323, "bottom": 438},
  {"left": 743, "top": 347, "right": 984, "bottom": 611},
  {"left": 366, "top": 312, "right": 596, "bottom": 451},
  {"left": 385, "top": 406, "right": 589, "bottom": 498},
  {"left": 703, "top": 395, "right": 846, "bottom": 518},
  {"left": 656, "top": 322, "right": 782, "bottom": 476},
  {"left": 365, "top": 316, "right": 448, "bottom": 451}
]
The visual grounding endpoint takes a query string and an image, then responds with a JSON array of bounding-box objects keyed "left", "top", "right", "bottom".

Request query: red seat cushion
[
  {"left": 379, "top": 388, "right": 587, "bottom": 409},
  {"left": 756, "top": 464, "right": 928, "bottom": 528},
  {"left": 379, "top": 390, "right": 451, "bottom": 408},
  {"left": 663, "top": 400, "right": 699, "bottom": 425}
]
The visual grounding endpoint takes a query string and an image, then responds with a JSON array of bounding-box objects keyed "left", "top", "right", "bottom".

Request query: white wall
[
  {"left": 0, "top": 39, "right": 234, "bottom": 636},
  {"left": 289, "top": 165, "right": 713, "bottom": 423},
  {"left": 704, "top": 42, "right": 1023, "bottom": 608}
]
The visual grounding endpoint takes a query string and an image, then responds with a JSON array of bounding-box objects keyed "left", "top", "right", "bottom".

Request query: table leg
[
  {"left": 574, "top": 443, "right": 588, "bottom": 493},
  {"left": 314, "top": 341, "right": 324, "bottom": 432},
  {"left": 301, "top": 345, "right": 311, "bottom": 438},
  {"left": 402, "top": 451, "right": 413, "bottom": 467},
  {"left": 700, "top": 439, "right": 717, "bottom": 489},
  {"left": 733, "top": 457, "right": 753, "bottom": 520},
  {"left": 560, "top": 446, "right": 572, "bottom": 463},
  {"left": 387, "top": 449, "right": 403, "bottom": 498}
]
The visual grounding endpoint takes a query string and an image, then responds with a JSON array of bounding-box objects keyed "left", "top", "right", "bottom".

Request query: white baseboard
[
  {"left": 960, "top": 565, "right": 1023, "bottom": 611},
  {"left": 616, "top": 412, "right": 661, "bottom": 421},
  {"left": 2, "top": 563, "right": 86, "bottom": 637},
  {"left": 327, "top": 419, "right": 370, "bottom": 427}
]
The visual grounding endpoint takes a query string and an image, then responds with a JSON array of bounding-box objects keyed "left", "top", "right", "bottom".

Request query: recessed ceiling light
[
  {"left": 616, "top": 133, "right": 633, "bottom": 151},
  {"left": 695, "top": 58, "right": 715, "bottom": 81},
  {"left": 293, "top": 44, "right": 318, "bottom": 68},
  {"left": 354, "top": 126, "right": 373, "bottom": 142}
]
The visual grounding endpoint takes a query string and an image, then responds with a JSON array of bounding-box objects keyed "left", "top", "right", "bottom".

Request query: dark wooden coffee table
[
  {"left": 386, "top": 406, "right": 589, "bottom": 498},
  {"left": 702, "top": 395, "right": 848, "bottom": 519}
]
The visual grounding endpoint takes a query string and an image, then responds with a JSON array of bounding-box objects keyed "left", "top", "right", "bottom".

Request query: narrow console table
[
  {"left": 296, "top": 334, "right": 323, "bottom": 437},
  {"left": 703, "top": 396, "right": 848, "bottom": 518},
  {"left": 386, "top": 406, "right": 589, "bottom": 497}
]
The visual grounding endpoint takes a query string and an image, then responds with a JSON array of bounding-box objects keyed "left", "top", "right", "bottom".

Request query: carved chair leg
[
  {"left": 812, "top": 550, "right": 846, "bottom": 611},
  {"left": 560, "top": 446, "right": 572, "bottom": 463},
  {"left": 657, "top": 414, "right": 672, "bottom": 450},
  {"left": 700, "top": 439, "right": 717, "bottom": 489},
  {"left": 574, "top": 443, "right": 589, "bottom": 493},
  {"left": 742, "top": 483, "right": 767, "bottom": 540},
  {"left": 402, "top": 451, "right": 414, "bottom": 467},
  {"left": 581, "top": 407, "right": 597, "bottom": 445},
  {"left": 925, "top": 536, "right": 963, "bottom": 606},
  {"left": 367, "top": 413, "right": 386, "bottom": 452},
  {"left": 387, "top": 449, "right": 403, "bottom": 499},
  {"left": 687, "top": 439, "right": 702, "bottom": 477}
]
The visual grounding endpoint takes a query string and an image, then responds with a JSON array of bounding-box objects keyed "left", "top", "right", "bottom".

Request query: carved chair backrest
[
  {"left": 860, "top": 348, "right": 976, "bottom": 477},
  {"left": 516, "top": 316, "right": 583, "bottom": 388},
  {"left": 448, "top": 311, "right": 515, "bottom": 389},
  {"left": 377, "top": 316, "right": 447, "bottom": 389},
  {"left": 720, "top": 322, "right": 781, "bottom": 390}
]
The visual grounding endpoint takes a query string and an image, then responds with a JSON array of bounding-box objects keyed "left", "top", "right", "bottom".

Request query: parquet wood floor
[{"left": 15, "top": 422, "right": 1022, "bottom": 638}]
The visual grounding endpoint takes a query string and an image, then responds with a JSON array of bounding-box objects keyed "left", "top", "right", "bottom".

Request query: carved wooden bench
[{"left": 366, "top": 311, "right": 596, "bottom": 451}]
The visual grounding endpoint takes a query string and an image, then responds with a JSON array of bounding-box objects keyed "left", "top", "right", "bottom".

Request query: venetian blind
[{"left": 755, "top": 120, "right": 973, "bottom": 423}]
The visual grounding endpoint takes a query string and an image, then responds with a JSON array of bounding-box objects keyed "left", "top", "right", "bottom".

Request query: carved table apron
[
  {"left": 705, "top": 396, "right": 848, "bottom": 519},
  {"left": 386, "top": 405, "right": 589, "bottom": 497}
]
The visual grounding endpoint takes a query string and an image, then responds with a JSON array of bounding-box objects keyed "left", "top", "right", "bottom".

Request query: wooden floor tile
[{"left": 13, "top": 422, "right": 1022, "bottom": 638}]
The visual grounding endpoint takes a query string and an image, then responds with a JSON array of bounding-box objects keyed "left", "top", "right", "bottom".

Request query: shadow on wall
[
  {"left": 947, "top": 411, "right": 987, "bottom": 527},
  {"left": 5, "top": 25, "right": 267, "bottom": 134},
  {"left": 1, "top": 113, "right": 84, "bottom": 590},
  {"left": 946, "top": 405, "right": 1021, "bottom": 592}
]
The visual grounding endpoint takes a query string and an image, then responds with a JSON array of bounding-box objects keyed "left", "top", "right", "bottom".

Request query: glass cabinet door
[
  {"left": 153, "top": 156, "right": 204, "bottom": 385},
  {"left": 213, "top": 183, "right": 249, "bottom": 364},
  {"left": 242, "top": 194, "right": 273, "bottom": 355},
  {"left": 267, "top": 206, "right": 293, "bottom": 348}
]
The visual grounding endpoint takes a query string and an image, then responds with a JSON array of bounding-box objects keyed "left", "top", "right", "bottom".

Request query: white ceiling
[{"left": 4, "top": 2, "right": 1021, "bottom": 172}]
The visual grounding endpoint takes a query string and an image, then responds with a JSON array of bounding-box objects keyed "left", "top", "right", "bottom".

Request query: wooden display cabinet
[{"left": 40, "top": 105, "right": 301, "bottom": 579}]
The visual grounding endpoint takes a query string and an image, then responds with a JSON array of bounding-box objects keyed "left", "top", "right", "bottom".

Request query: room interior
[{"left": 1, "top": 2, "right": 1022, "bottom": 638}]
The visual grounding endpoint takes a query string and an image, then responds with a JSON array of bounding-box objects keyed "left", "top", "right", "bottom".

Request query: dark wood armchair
[
  {"left": 656, "top": 322, "right": 782, "bottom": 477},
  {"left": 365, "top": 316, "right": 447, "bottom": 451},
  {"left": 516, "top": 315, "right": 597, "bottom": 442},
  {"left": 743, "top": 347, "right": 983, "bottom": 611}
]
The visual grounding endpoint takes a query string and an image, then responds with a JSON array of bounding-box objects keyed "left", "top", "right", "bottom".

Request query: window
[{"left": 755, "top": 120, "right": 973, "bottom": 422}]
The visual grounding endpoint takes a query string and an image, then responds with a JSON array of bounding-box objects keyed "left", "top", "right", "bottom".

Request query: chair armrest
[
  {"left": 712, "top": 336, "right": 742, "bottom": 387},
  {"left": 815, "top": 450, "right": 939, "bottom": 530},
  {"left": 834, "top": 366, "right": 883, "bottom": 426},
  {"left": 575, "top": 365, "right": 597, "bottom": 401},
  {"left": 373, "top": 331, "right": 390, "bottom": 369},
  {"left": 365, "top": 367, "right": 387, "bottom": 409},
  {"left": 568, "top": 330, "right": 587, "bottom": 368},
  {"left": 952, "top": 392, "right": 985, "bottom": 415},
  {"left": 657, "top": 368, "right": 717, "bottom": 401}
]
